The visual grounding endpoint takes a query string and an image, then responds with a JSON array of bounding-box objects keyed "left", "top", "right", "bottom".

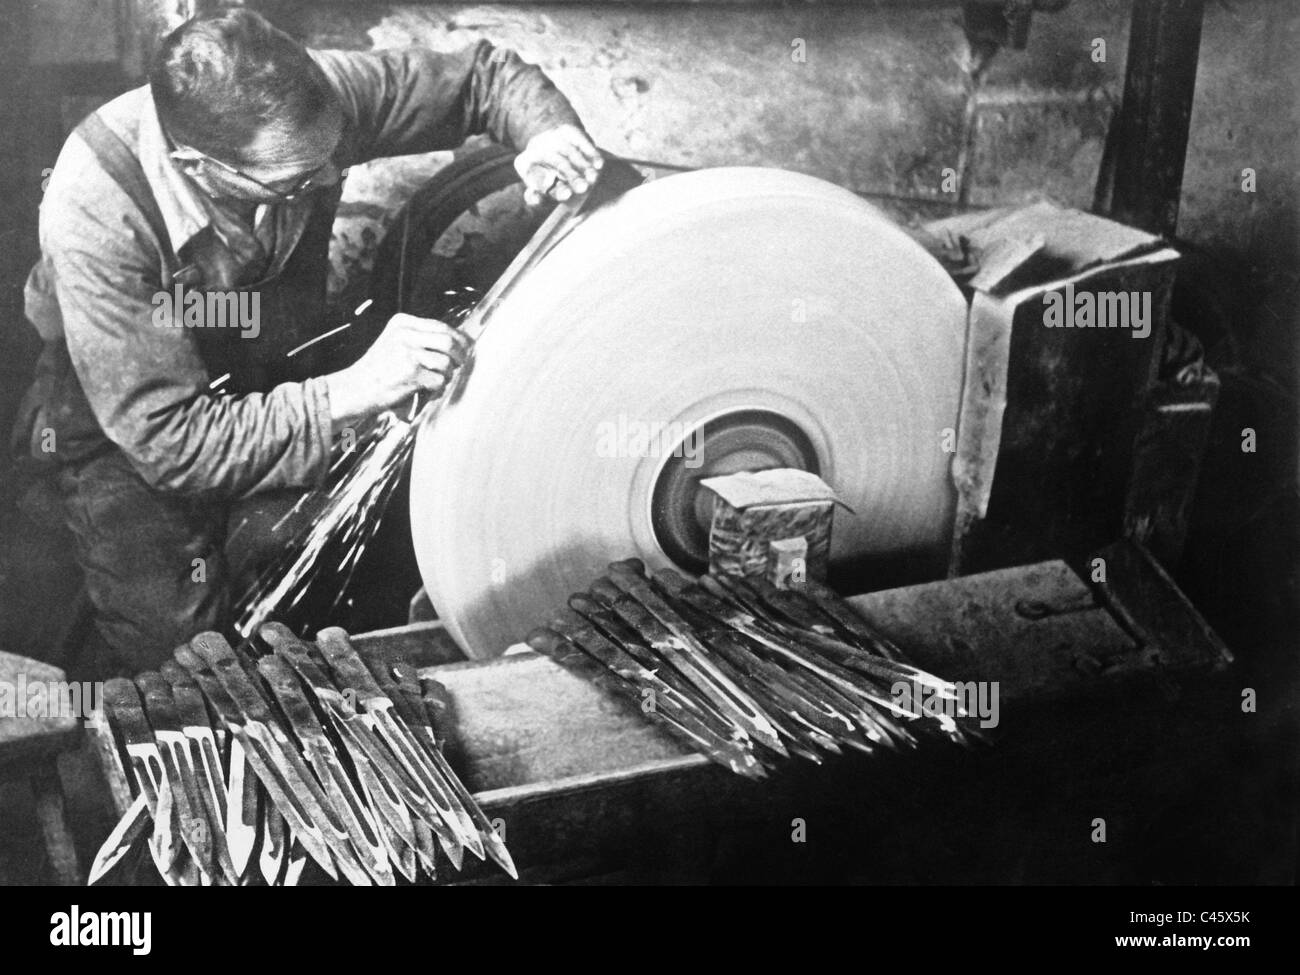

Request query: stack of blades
[
  {"left": 410, "top": 166, "right": 969, "bottom": 658},
  {"left": 525, "top": 559, "right": 985, "bottom": 778},
  {"left": 89, "top": 624, "right": 515, "bottom": 885}
]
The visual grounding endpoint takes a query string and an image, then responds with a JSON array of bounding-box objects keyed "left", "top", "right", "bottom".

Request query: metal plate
[{"left": 410, "top": 167, "right": 968, "bottom": 656}]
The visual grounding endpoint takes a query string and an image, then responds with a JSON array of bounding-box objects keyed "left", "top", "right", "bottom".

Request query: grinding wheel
[{"left": 410, "top": 167, "right": 968, "bottom": 657}]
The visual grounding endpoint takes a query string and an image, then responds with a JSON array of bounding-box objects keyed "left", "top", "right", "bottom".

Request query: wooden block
[
  {"left": 418, "top": 653, "right": 692, "bottom": 793},
  {"left": 0, "top": 651, "right": 83, "bottom": 770},
  {"left": 850, "top": 560, "right": 1137, "bottom": 701},
  {"left": 32, "top": 763, "right": 81, "bottom": 885}
]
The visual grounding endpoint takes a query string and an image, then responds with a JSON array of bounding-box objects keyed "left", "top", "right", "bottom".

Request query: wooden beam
[{"left": 1101, "top": 0, "right": 1206, "bottom": 237}]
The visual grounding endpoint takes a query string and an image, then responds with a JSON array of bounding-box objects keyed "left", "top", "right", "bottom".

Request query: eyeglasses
[{"left": 169, "top": 142, "right": 335, "bottom": 204}]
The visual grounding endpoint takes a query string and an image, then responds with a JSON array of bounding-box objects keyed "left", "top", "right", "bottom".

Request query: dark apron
[{"left": 74, "top": 110, "right": 344, "bottom": 402}]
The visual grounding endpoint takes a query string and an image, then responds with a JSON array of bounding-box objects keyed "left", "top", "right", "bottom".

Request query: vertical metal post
[{"left": 1100, "top": 0, "right": 1206, "bottom": 237}]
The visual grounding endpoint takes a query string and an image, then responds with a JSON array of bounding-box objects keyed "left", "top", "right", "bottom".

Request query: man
[{"left": 19, "top": 8, "right": 602, "bottom": 675}]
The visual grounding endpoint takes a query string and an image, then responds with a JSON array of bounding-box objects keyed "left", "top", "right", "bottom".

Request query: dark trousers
[{"left": 57, "top": 450, "right": 310, "bottom": 676}]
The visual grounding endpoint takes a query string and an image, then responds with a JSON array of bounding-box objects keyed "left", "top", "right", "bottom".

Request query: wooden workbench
[{"left": 350, "top": 541, "right": 1236, "bottom": 884}]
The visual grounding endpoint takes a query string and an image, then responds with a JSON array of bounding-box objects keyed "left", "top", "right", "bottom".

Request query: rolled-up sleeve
[
  {"left": 44, "top": 161, "right": 335, "bottom": 500},
  {"left": 312, "top": 43, "right": 584, "bottom": 163}
]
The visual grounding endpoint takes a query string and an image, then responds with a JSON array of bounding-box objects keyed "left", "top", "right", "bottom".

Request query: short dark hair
[{"left": 150, "top": 7, "right": 338, "bottom": 159}]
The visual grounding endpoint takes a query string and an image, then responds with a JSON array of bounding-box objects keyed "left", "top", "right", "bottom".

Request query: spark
[
  {"left": 210, "top": 373, "right": 230, "bottom": 390},
  {"left": 233, "top": 404, "right": 430, "bottom": 636},
  {"left": 286, "top": 321, "right": 355, "bottom": 358},
  {"left": 353, "top": 298, "right": 373, "bottom": 316},
  {"left": 232, "top": 286, "right": 481, "bottom": 636}
]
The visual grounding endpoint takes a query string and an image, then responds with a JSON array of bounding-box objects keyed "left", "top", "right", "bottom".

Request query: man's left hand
[{"left": 515, "top": 124, "right": 603, "bottom": 205}]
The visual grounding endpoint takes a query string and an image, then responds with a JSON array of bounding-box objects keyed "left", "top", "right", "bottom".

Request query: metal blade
[
  {"left": 165, "top": 850, "right": 200, "bottom": 887},
  {"left": 413, "top": 819, "right": 439, "bottom": 879},
  {"left": 589, "top": 578, "right": 784, "bottom": 754},
  {"left": 161, "top": 663, "right": 243, "bottom": 883},
  {"left": 340, "top": 708, "right": 465, "bottom": 861},
  {"left": 364, "top": 777, "right": 418, "bottom": 883},
  {"left": 188, "top": 633, "right": 371, "bottom": 884},
  {"left": 352, "top": 646, "right": 486, "bottom": 861},
  {"left": 414, "top": 724, "right": 517, "bottom": 878},
  {"left": 231, "top": 723, "right": 337, "bottom": 881},
  {"left": 302, "top": 738, "right": 393, "bottom": 885},
  {"left": 152, "top": 730, "right": 215, "bottom": 880},
  {"left": 314, "top": 629, "right": 472, "bottom": 864},
  {"left": 104, "top": 678, "right": 181, "bottom": 874},
  {"left": 180, "top": 731, "right": 242, "bottom": 883},
  {"left": 391, "top": 661, "right": 519, "bottom": 878},
  {"left": 166, "top": 651, "right": 260, "bottom": 879},
  {"left": 259, "top": 799, "right": 287, "bottom": 885},
  {"left": 88, "top": 792, "right": 150, "bottom": 885},
  {"left": 607, "top": 566, "right": 788, "bottom": 753},
  {"left": 242, "top": 721, "right": 359, "bottom": 882},
  {"left": 123, "top": 747, "right": 178, "bottom": 876},
  {"left": 335, "top": 717, "right": 421, "bottom": 851},
  {"left": 283, "top": 838, "right": 308, "bottom": 886},
  {"left": 257, "top": 654, "right": 392, "bottom": 885},
  {"left": 226, "top": 738, "right": 258, "bottom": 879},
  {"left": 263, "top": 628, "right": 433, "bottom": 853},
  {"left": 653, "top": 571, "right": 865, "bottom": 750},
  {"left": 544, "top": 610, "right": 765, "bottom": 778},
  {"left": 368, "top": 708, "right": 476, "bottom": 864},
  {"left": 137, "top": 675, "right": 217, "bottom": 881}
]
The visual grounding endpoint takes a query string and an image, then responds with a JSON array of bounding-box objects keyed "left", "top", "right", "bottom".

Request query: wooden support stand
[{"left": 0, "top": 651, "right": 84, "bottom": 884}]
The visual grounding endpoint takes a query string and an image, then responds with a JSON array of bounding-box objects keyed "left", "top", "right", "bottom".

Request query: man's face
[{"left": 177, "top": 107, "right": 344, "bottom": 204}]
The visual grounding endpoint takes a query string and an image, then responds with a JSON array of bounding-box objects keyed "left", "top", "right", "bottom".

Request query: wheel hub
[{"left": 650, "top": 409, "right": 820, "bottom": 573}]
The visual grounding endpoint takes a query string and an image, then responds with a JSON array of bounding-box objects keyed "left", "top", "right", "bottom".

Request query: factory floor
[{"left": 0, "top": 377, "right": 1295, "bottom": 885}]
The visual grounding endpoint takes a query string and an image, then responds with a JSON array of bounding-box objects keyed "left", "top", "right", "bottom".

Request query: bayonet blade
[
  {"left": 315, "top": 628, "right": 473, "bottom": 865},
  {"left": 261, "top": 626, "right": 430, "bottom": 855},
  {"left": 189, "top": 632, "right": 374, "bottom": 885},
  {"left": 176, "top": 641, "right": 341, "bottom": 882},
  {"left": 283, "top": 837, "right": 308, "bottom": 886},
  {"left": 257, "top": 654, "right": 393, "bottom": 885},
  {"left": 164, "top": 654, "right": 259, "bottom": 878},
  {"left": 395, "top": 662, "right": 519, "bottom": 878},
  {"left": 88, "top": 792, "right": 150, "bottom": 885},
  {"left": 359, "top": 650, "right": 484, "bottom": 862},
  {"left": 226, "top": 739, "right": 259, "bottom": 880},
  {"left": 158, "top": 664, "right": 242, "bottom": 884},
  {"left": 260, "top": 802, "right": 287, "bottom": 885},
  {"left": 103, "top": 678, "right": 181, "bottom": 876},
  {"left": 137, "top": 674, "right": 219, "bottom": 882}
]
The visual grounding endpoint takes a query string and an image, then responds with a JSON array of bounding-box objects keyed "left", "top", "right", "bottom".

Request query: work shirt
[{"left": 24, "top": 43, "right": 581, "bottom": 499}]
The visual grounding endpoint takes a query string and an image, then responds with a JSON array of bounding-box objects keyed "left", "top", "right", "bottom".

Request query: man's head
[{"left": 151, "top": 8, "right": 342, "bottom": 202}]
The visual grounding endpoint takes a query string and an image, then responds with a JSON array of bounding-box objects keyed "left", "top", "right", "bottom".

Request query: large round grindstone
[{"left": 411, "top": 167, "right": 968, "bottom": 657}]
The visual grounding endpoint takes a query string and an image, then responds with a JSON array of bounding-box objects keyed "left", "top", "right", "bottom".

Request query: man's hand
[
  {"left": 514, "top": 124, "right": 603, "bottom": 205},
  {"left": 326, "top": 313, "right": 472, "bottom": 431}
]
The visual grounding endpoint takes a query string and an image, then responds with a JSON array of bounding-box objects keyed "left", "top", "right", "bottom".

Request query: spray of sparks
[{"left": 232, "top": 288, "right": 480, "bottom": 638}]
